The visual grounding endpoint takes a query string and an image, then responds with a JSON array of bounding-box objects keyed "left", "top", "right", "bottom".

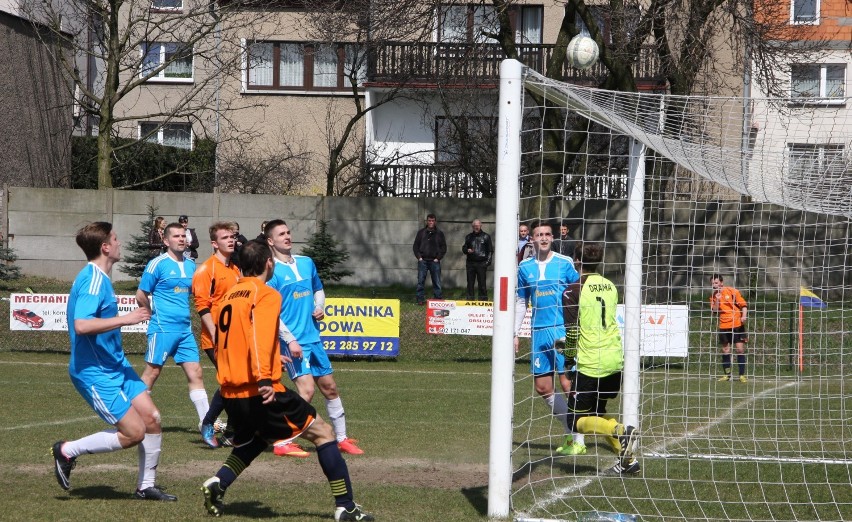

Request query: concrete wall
[{"left": 3, "top": 187, "right": 851, "bottom": 302}]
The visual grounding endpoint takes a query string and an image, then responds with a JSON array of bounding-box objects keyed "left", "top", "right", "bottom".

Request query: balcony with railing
[{"left": 368, "top": 42, "right": 664, "bottom": 87}]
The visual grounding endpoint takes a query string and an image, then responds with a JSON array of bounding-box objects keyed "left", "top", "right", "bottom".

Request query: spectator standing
[
  {"left": 178, "top": 215, "right": 199, "bottom": 260},
  {"left": 554, "top": 221, "right": 576, "bottom": 258},
  {"left": 231, "top": 222, "right": 249, "bottom": 270},
  {"left": 517, "top": 223, "right": 534, "bottom": 263},
  {"left": 255, "top": 220, "right": 269, "bottom": 242},
  {"left": 461, "top": 219, "right": 493, "bottom": 301},
  {"left": 413, "top": 213, "right": 447, "bottom": 304},
  {"left": 147, "top": 216, "right": 166, "bottom": 259}
]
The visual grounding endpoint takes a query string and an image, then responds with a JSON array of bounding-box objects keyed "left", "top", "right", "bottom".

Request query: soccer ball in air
[{"left": 566, "top": 35, "right": 599, "bottom": 70}]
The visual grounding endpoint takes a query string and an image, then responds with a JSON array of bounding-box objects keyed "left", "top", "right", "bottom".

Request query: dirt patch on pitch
[{"left": 175, "top": 457, "right": 489, "bottom": 490}]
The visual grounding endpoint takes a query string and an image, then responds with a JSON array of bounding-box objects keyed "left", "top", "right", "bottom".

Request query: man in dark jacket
[
  {"left": 462, "top": 219, "right": 493, "bottom": 301},
  {"left": 413, "top": 213, "right": 447, "bottom": 304},
  {"left": 554, "top": 220, "right": 576, "bottom": 258}
]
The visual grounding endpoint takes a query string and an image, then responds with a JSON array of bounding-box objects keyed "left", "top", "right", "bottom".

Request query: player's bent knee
[{"left": 302, "top": 417, "right": 335, "bottom": 446}]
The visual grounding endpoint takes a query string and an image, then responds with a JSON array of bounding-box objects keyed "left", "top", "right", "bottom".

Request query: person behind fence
[
  {"left": 51, "top": 221, "right": 176, "bottom": 501},
  {"left": 710, "top": 273, "right": 748, "bottom": 382},
  {"left": 554, "top": 220, "right": 576, "bottom": 258},
  {"left": 413, "top": 213, "right": 447, "bottom": 305},
  {"left": 462, "top": 218, "right": 493, "bottom": 301}
]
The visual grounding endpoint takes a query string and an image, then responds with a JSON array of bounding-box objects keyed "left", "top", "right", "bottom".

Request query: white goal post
[{"left": 489, "top": 58, "right": 852, "bottom": 521}]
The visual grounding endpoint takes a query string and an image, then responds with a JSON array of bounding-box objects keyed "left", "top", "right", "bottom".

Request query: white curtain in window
[
  {"left": 163, "top": 124, "right": 192, "bottom": 149},
  {"left": 313, "top": 44, "right": 338, "bottom": 88},
  {"left": 791, "top": 65, "right": 819, "bottom": 97},
  {"left": 441, "top": 6, "right": 467, "bottom": 42},
  {"left": 280, "top": 43, "right": 304, "bottom": 86},
  {"left": 825, "top": 65, "right": 845, "bottom": 97},
  {"left": 139, "top": 122, "right": 159, "bottom": 143},
  {"left": 519, "top": 7, "right": 542, "bottom": 44},
  {"left": 164, "top": 43, "right": 192, "bottom": 78},
  {"left": 248, "top": 42, "right": 273, "bottom": 86}
]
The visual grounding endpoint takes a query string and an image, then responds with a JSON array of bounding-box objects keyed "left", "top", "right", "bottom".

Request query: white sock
[
  {"left": 574, "top": 433, "right": 585, "bottom": 445},
  {"left": 137, "top": 433, "right": 162, "bottom": 490},
  {"left": 545, "top": 393, "right": 572, "bottom": 435},
  {"left": 326, "top": 397, "right": 347, "bottom": 442},
  {"left": 189, "top": 388, "right": 210, "bottom": 422},
  {"left": 63, "top": 430, "right": 122, "bottom": 458}
]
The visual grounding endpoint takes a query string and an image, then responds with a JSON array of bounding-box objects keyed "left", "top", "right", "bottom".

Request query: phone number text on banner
[{"left": 319, "top": 298, "right": 400, "bottom": 357}]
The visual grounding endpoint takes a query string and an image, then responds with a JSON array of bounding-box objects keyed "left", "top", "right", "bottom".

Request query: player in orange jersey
[
  {"left": 193, "top": 222, "right": 241, "bottom": 448},
  {"left": 710, "top": 273, "right": 748, "bottom": 382},
  {"left": 200, "top": 240, "right": 373, "bottom": 522}
]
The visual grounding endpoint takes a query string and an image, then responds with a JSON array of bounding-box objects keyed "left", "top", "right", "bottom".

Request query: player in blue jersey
[
  {"left": 136, "top": 222, "right": 211, "bottom": 444},
  {"left": 513, "top": 219, "right": 582, "bottom": 454},
  {"left": 264, "top": 219, "right": 364, "bottom": 457},
  {"left": 51, "top": 222, "right": 176, "bottom": 501}
]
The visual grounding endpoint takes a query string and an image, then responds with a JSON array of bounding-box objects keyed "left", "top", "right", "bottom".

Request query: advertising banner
[
  {"left": 9, "top": 293, "right": 147, "bottom": 333},
  {"left": 319, "top": 298, "right": 400, "bottom": 357},
  {"left": 425, "top": 300, "right": 689, "bottom": 357}
]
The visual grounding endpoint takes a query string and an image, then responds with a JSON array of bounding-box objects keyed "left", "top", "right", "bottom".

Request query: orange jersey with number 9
[{"left": 215, "top": 276, "right": 286, "bottom": 399}]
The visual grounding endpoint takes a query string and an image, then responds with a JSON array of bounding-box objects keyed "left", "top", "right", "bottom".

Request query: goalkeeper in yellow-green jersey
[{"left": 556, "top": 241, "right": 640, "bottom": 475}]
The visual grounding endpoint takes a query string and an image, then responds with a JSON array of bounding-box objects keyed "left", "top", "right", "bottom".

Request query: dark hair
[
  {"left": 239, "top": 240, "right": 272, "bottom": 277},
  {"left": 164, "top": 222, "right": 184, "bottom": 238},
  {"left": 528, "top": 219, "right": 553, "bottom": 234},
  {"left": 208, "top": 221, "right": 236, "bottom": 241},
  {"left": 426, "top": 213, "right": 436, "bottom": 220},
  {"left": 575, "top": 242, "right": 604, "bottom": 270},
  {"left": 76, "top": 222, "right": 113, "bottom": 261},
  {"left": 712, "top": 273, "right": 723, "bottom": 281},
  {"left": 263, "top": 219, "right": 288, "bottom": 240},
  {"left": 178, "top": 215, "right": 188, "bottom": 222}
]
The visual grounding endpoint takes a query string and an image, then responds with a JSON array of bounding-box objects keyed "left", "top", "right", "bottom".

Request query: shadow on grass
[
  {"left": 62, "top": 485, "right": 135, "bottom": 501},
  {"left": 461, "top": 484, "right": 489, "bottom": 516},
  {"left": 213, "top": 500, "right": 326, "bottom": 519}
]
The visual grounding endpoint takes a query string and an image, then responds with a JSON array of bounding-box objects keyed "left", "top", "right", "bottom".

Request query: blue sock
[
  {"left": 316, "top": 440, "right": 355, "bottom": 510},
  {"left": 737, "top": 354, "right": 746, "bottom": 376},
  {"left": 722, "top": 354, "right": 732, "bottom": 374}
]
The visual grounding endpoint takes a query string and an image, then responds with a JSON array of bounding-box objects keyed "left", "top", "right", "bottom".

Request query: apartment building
[{"left": 106, "top": 1, "right": 665, "bottom": 197}]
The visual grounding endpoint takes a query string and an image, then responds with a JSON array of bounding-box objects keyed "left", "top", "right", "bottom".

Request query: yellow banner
[{"left": 320, "top": 298, "right": 400, "bottom": 337}]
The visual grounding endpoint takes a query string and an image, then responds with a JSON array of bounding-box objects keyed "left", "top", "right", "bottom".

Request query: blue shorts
[
  {"left": 531, "top": 325, "right": 566, "bottom": 377},
  {"left": 281, "top": 340, "right": 333, "bottom": 381},
  {"left": 71, "top": 365, "right": 148, "bottom": 425},
  {"left": 144, "top": 331, "right": 199, "bottom": 366}
]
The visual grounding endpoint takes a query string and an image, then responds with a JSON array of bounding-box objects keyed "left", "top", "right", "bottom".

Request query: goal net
[{"left": 488, "top": 59, "right": 852, "bottom": 521}]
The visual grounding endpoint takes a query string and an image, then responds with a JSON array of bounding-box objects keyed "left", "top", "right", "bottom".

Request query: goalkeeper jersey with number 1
[{"left": 569, "top": 273, "right": 623, "bottom": 378}]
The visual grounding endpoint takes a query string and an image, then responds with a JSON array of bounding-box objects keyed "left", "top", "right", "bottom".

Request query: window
[
  {"left": 139, "top": 122, "right": 193, "bottom": 150},
  {"left": 575, "top": 6, "right": 640, "bottom": 44},
  {"left": 141, "top": 42, "right": 193, "bottom": 81},
  {"left": 151, "top": 0, "right": 182, "bottom": 10},
  {"left": 516, "top": 6, "right": 543, "bottom": 44},
  {"left": 786, "top": 143, "right": 847, "bottom": 192},
  {"left": 438, "top": 4, "right": 500, "bottom": 43},
  {"left": 792, "top": 0, "right": 818, "bottom": 24},
  {"left": 791, "top": 64, "right": 845, "bottom": 101},
  {"left": 246, "top": 41, "right": 366, "bottom": 91}
]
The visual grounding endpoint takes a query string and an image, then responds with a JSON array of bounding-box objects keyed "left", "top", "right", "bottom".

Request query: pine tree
[
  {"left": 0, "top": 242, "right": 21, "bottom": 281},
  {"left": 119, "top": 205, "right": 158, "bottom": 279},
  {"left": 301, "top": 220, "right": 353, "bottom": 283}
]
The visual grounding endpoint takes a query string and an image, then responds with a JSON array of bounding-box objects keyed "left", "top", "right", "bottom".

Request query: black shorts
[
  {"left": 567, "top": 371, "right": 622, "bottom": 416},
  {"left": 223, "top": 389, "right": 317, "bottom": 446},
  {"left": 718, "top": 325, "right": 748, "bottom": 345}
]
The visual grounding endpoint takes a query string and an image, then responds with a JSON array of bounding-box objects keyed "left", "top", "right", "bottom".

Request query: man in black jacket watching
[
  {"left": 413, "top": 213, "right": 447, "bottom": 305},
  {"left": 462, "top": 219, "right": 493, "bottom": 301}
]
